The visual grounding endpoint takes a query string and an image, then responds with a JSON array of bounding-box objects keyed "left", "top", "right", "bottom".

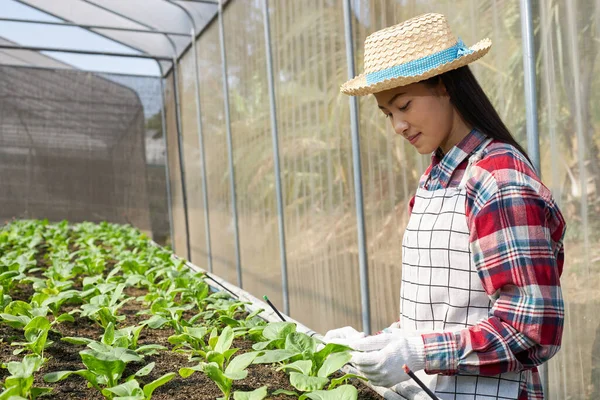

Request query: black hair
[{"left": 423, "top": 66, "right": 532, "bottom": 164}]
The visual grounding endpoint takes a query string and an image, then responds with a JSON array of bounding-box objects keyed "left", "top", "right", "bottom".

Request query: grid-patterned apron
[{"left": 399, "top": 139, "right": 527, "bottom": 400}]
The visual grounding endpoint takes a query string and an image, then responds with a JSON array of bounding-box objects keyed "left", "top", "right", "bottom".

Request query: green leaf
[
  {"left": 103, "top": 322, "right": 115, "bottom": 345},
  {"left": 142, "top": 372, "right": 175, "bottom": 398},
  {"left": 329, "top": 374, "right": 367, "bottom": 390},
  {"left": 289, "top": 372, "right": 329, "bottom": 392},
  {"left": 298, "top": 385, "right": 358, "bottom": 400},
  {"left": 44, "top": 370, "right": 77, "bottom": 383},
  {"left": 178, "top": 365, "right": 203, "bottom": 378},
  {"left": 207, "top": 351, "right": 225, "bottom": 368},
  {"left": 214, "top": 326, "right": 234, "bottom": 354},
  {"left": 246, "top": 308, "right": 264, "bottom": 320},
  {"left": 276, "top": 360, "right": 313, "bottom": 375},
  {"left": 225, "top": 352, "right": 260, "bottom": 375},
  {"left": 143, "top": 315, "right": 168, "bottom": 329},
  {"left": 134, "top": 362, "right": 155, "bottom": 378},
  {"left": 313, "top": 343, "right": 351, "bottom": 369},
  {"left": 220, "top": 316, "right": 240, "bottom": 327},
  {"left": 203, "top": 362, "right": 232, "bottom": 398},
  {"left": 272, "top": 389, "right": 299, "bottom": 397},
  {"left": 317, "top": 352, "right": 351, "bottom": 378},
  {"left": 233, "top": 386, "right": 268, "bottom": 400},
  {"left": 55, "top": 313, "right": 75, "bottom": 323},
  {"left": 285, "top": 333, "right": 317, "bottom": 357},
  {"left": 61, "top": 336, "right": 92, "bottom": 345},
  {"left": 30, "top": 386, "right": 53, "bottom": 399},
  {"left": 253, "top": 349, "right": 296, "bottom": 364},
  {"left": 102, "top": 380, "right": 141, "bottom": 397},
  {"left": 262, "top": 322, "right": 296, "bottom": 340}
]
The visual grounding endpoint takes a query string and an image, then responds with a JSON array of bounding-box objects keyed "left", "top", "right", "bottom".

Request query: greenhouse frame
[{"left": 1, "top": 0, "right": 599, "bottom": 399}]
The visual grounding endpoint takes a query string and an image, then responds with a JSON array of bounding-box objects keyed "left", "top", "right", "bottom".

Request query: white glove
[
  {"left": 322, "top": 326, "right": 365, "bottom": 343},
  {"left": 350, "top": 334, "right": 426, "bottom": 388}
]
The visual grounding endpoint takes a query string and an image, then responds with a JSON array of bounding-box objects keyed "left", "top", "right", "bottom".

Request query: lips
[{"left": 407, "top": 133, "right": 421, "bottom": 144}]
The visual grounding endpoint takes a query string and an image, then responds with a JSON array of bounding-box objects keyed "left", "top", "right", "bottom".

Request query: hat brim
[{"left": 340, "top": 38, "right": 492, "bottom": 96}]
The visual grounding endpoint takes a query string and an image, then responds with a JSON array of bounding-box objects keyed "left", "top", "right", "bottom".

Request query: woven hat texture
[{"left": 341, "top": 13, "right": 491, "bottom": 96}]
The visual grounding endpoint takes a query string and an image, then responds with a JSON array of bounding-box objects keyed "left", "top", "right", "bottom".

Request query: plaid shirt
[{"left": 410, "top": 129, "right": 566, "bottom": 400}]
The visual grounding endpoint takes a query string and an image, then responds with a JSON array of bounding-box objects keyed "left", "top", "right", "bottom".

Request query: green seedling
[
  {"left": 100, "top": 373, "right": 176, "bottom": 400},
  {"left": 43, "top": 346, "right": 151, "bottom": 398},
  {"left": 179, "top": 352, "right": 260, "bottom": 400},
  {"left": 63, "top": 322, "right": 166, "bottom": 356},
  {"left": 0, "top": 300, "right": 73, "bottom": 330},
  {"left": 77, "top": 283, "right": 131, "bottom": 328},
  {"left": 219, "top": 308, "right": 266, "bottom": 340},
  {"left": 12, "top": 316, "right": 53, "bottom": 356},
  {"left": 0, "top": 355, "right": 52, "bottom": 400}
]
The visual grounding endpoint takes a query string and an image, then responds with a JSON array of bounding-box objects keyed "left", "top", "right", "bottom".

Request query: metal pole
[
  {"left": 262, "top": 0, "right": 290, "bottom": 315},
  {"left": 159, "top": 77, "right": 175, "bottom": 246},
  {"left": 190, "top": 27, "right": 214, "bottom": 273},
  {"left": 520, "top": 0, "right": 546, "bottom": 393},
  {"left": 218, "top": 0, "right": 243, "bottom": 288},
  {"left": 166, "top": 0, "right": 214, "bottom": 273},
  {"left": 519, "top": 0, "right": 541, "bottom": 174},
  {"left": 171, "top": 58, "right": 193, "bottom": 261},
  {"left": 342, "top": 0, "right": 371, "bottom": 334},
  {"left": 0, "top": 44, "right": 172, "bottom": 60},
  {"left": 0, "top": 17, "right": 189, "bottom": 37}
]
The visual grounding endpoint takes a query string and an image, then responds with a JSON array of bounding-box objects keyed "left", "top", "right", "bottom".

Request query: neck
[{"left": 439, "top": 112, "right": 472, "bottom": 154}]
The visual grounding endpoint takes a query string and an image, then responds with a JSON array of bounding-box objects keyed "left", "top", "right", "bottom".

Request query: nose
[{"left": 391, "top": 115, "right": 409, "bottom": 136}]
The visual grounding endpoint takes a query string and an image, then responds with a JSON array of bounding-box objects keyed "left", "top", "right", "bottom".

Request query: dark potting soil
[{"left": 0, "top": 253, "right": 383, "bottom": 399}]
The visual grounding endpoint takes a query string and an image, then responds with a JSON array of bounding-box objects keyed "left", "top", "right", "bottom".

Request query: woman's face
[{"left": 374, "top": 81, "right": 469, "bottom": 155}]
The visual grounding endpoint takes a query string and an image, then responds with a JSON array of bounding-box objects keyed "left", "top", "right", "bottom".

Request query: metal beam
[
  {"left": 167, "top": 0, "right": 214, "bottom": 272},
  {"left": 262, "top": 0, "right": 290, "bottom": 315},
  {"left": 174, "top": 0, "right": 219, "bottom": 4},
  {"left": 0, "top": 44, "right": 172, "bottom": 61},
  {"left": 171, "top": 60, "right": 193, "bottom": 261},
  {"left": 14, "top": 0, "right": 153, "bottom": 60},
  {"left": 0, "top": 63, "right": 160, "bottom": 78},
  {"left": 519, "top": 0, "right": 541, "bottom": 174},
  {"left": 218, "top": 0, "right": 243, "bottom": 289},
  {"left": 342, "top": 0, "right": 371, "bottom": 335},
  {"left": 0, "top": 17, "right": 189, "bottom": 36}
]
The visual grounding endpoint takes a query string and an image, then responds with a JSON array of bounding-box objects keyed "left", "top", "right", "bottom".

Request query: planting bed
[{"left": 0, "top": 220, "right": 382, "bottom": 399}]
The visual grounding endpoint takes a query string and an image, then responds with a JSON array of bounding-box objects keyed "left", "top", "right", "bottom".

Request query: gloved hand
[
  {"left": 322, "top": 326, "right": 365, "bottom": 343},
  {"left": 350, "top": 334, "right": 426, "bottom": 388}
]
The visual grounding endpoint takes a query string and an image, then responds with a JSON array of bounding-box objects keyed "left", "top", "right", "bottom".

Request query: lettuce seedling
[
  {"left": 220, "top": 308, "right": 266, "bottom": 340},
  {"left": 63, "top": 322, "right": 166, "bottom": 356},
  {"left": 77, "top": 283, "right": 132, "bottom": 328},
  {"left": 254, "top": 332, "right": 359, "bottom": 392},
  {"left": 298, "top": 385, "right": 358, "bottom": 400},
  {"left": 0, "top": 355, "right": 52, "bottom": 400},
  {"left": 251, "top": 321, "right": 296, "bottom": 351},
  {"left": 100, "top": 373, "right": 176, "bottom": 400},
  {"left": 232, "top": 386, "right": 267, "bottom": 400},
  {"left": 43, "top": 346, "right": 150, "bottom": 397},
  {"left": 12, "top": 316, "right": 53, "bottom": 356},
  {"left": 141, "top": 297, "right": 194, "bottom": 334},
  {"left": 179, "top": 351, "right": 260, "bottom": 400},
  {"left": 0, "top": 300, "right": 73, "bottom": 330}
]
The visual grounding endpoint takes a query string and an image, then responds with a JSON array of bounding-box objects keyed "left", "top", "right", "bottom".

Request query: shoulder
[{"left": 466, "top": 140, "right": 554, "bottom": 210}]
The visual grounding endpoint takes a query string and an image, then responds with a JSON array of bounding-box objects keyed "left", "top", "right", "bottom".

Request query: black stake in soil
[
  {"left": 402, "top": 364, "right": 440, "bottom": 400},
  {"left": 263, "top": 295, "right": 286, "bottom": 321}
]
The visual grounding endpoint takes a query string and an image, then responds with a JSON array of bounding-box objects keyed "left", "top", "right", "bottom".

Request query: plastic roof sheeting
[{"left": 1, "top": 0, "right": 219, "bottom": 76}]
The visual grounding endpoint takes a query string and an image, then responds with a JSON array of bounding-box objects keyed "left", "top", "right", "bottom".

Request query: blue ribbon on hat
[{"left": 365, "top": 38, "right": 474, "bottom": 85}]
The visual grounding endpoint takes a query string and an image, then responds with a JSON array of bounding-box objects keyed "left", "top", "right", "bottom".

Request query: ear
[{"left": 436, "top": 78, "right": 448, "bottom": 96}]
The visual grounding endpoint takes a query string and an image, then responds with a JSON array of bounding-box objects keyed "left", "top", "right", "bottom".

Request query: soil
[{"left": 0, "top": 244, "right": 383, "bottom": 400}]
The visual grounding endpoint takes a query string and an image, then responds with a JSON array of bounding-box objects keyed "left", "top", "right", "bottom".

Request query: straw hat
[{"left": 341, "top": 13, "right": 492, "bottom": 96}]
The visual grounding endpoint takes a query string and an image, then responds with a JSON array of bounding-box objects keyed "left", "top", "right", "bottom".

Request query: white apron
[{"left": 397, "top": 139, "right": 527, "bottom": 400}]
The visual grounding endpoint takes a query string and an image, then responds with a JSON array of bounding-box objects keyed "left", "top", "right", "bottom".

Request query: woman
[{"left": 324, "top": 13, "right": 565, "bottom": 400}]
